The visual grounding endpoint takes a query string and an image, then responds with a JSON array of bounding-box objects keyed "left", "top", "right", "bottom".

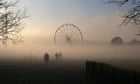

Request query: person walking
[{"left": 44, "top": 53, "right": 50, "bottom": 64}]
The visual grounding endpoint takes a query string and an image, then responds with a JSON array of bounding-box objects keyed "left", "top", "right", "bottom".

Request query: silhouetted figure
[
  {"left": 55, "top": 52, "right": 59, "bottom": 60},
  {"left": 55, "top": 52, "right": 63, "bottom": 60},
  {"left": 59, "top": 52, "right": 62, "bottom": 59},
  {"left": 44, "top": 53, "right": 50, "bottom": 64}
]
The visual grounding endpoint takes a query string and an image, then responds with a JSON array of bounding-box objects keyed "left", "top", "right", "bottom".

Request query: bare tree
[
  {"left": 102, "top": 0, "right": 140, "bottom": 26},
  {"left": 111, "top": 36, "right": 123, "bottom": 44},
  {"left": 0, "top": 0, "right": 28, "bottom": 45}
]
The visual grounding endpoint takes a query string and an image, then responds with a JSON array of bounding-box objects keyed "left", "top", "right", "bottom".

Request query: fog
[{"left": 0, "top": 43, "right": 140, "bottom": 70}]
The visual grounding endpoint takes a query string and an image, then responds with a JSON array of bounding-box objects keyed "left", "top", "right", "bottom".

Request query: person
[
  {"left": 59, "top": 52, "right": 62, "bottom": 59},
  {"left": 55, "top": 52, "right": 62, "bottom": 60},
  {"left": 44, "top": 53, "right": 50, "bottom": 64},
  {"left": 55, "top": 52, "right": 59, "bottom": 60}
]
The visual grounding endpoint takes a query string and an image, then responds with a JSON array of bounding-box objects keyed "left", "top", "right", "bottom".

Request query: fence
[{"left": 86, "top": 61, "right": 140, "bottom": 84}]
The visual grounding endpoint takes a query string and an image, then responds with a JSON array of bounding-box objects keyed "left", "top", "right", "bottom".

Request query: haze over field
[{"left": 0, "top": 0, "right": 140, "bottom": 71}]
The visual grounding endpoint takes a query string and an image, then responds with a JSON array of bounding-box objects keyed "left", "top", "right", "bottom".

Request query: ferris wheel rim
[{"left": 54, "top": 23, "right": 83, "bottom": 44}]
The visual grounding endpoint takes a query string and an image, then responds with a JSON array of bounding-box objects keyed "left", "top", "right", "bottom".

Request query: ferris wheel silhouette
[{"left": 54, "top": 24, "right": 83, "bottom": 44}]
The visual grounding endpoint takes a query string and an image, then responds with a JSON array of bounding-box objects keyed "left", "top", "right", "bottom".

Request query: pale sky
[{"left": 14, "top": 0, "right": 140, "bottom": 45}]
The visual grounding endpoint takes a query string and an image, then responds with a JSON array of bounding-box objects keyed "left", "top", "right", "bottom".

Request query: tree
[
  {"left": 102, "top": 0, "right": 140, "bottom": 27},
  {"left": 0, "top": 0, "right": 28, "bottom": 45},
  {"left": 111, "top": 36, "right": 123, "bottom": 44},
  {"left": 129, "top": 39, "right": 140, "bottom": 45}
]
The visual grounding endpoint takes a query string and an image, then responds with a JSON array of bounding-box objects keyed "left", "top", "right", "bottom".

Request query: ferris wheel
[{"left": 54, "top": 24, "right": 83, "bottom": 44}]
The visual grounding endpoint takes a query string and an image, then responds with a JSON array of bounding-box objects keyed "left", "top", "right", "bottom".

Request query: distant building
[{"left": 111, "top": 37, "right": 123, "bottom": 45}]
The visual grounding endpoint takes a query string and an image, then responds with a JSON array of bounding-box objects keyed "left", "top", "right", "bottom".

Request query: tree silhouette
[
  {"left": 102, "top": 0, "right": 140, "bottom": 26},
  {"left": 0, "top": 0, "right": 28, "bottom": 45},
  {"left": 111, "top": 36, "right": 123, "bottom": 44}
]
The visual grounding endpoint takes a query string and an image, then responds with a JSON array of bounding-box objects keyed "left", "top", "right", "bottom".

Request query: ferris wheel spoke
[
  {"left": 68, "top": 28, "right": 71, "bottom": 35},
  {"left": 62, "top": 26, "right": 66, "bottom": 34},
  {"left": 61, "top": 27, "right": 67, "bottom": 35},
  {"left": 57, "top": 31, "right": 66, "bottom": 37},
  {"left": 70, "top": 27, "right": 75, "bottom": 35},
  {"left": 65, "top": 24, "right": 68, "bottom": 33},
  {"left": 70, "top": 34, "right": 80, "bottom": 38},
  {"left": 70, "top": 34, "right": 81, "bottom": 41},
  {"left": 67, "top": 29, "right": 72, "bottom": 36},
  {"left": 57, "top": 35, "right": 67, "bottom": 39},
  {"left": 71, "top": 31, "right": 81, "bottom": 36},
  {"left": 68, "top": 26, "right": 71, "bottom": 34},
  {"left": 70, "top": 34, "right": 81, "bottom": 39},
  {"left": 69, "top": 24, "right": 72, "bottom": 30},
  {"left": 71, "top": 28, "right": 78, "bottom": 35},
  {"left": 58, "top": 38, "right": 69, "bottom": 42},
  {"left": 67, "top": 26, "right": 70, "bottom": 32},
  {"left": 73, "top": 35, "right": 81, "bottom": 39},
  {"left": 66, "top": 25, "right": 69, "bottom": 35},
  {"left": 56, "top": 35, "right": 66, "bottom": 38},
  {"left": 69, "top": 26, "right": 75, "bottom": 35},
  {"left": 68, "top": 25, "right": 72, "bottom": 33},
  {"left": 59, "top": 28, "right": 66, "bottom": 35},
  {"left": 70, "top": 32, "right": 81, "bottom": 38}
]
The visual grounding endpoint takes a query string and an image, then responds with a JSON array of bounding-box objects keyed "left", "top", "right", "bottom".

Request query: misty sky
[
  {"left": 0, "top": 0, "right": 139, "bottom": 62},
  {"left": 15, "top": 0, "right": 140, "bottom": 45}
]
